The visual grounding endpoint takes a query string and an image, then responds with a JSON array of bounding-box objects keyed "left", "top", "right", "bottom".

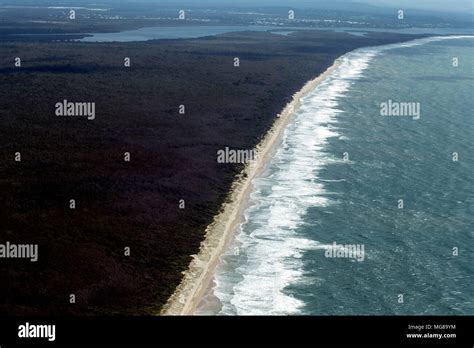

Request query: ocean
[{"left": 200, "top": 36, "right": 474, "bottom": 315}]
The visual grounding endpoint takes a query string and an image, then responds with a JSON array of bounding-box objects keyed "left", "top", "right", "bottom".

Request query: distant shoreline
[
  {"left": 6, "top": 26, "right": 470, "bottom": 44},
  {"left": 161, "top": 59, "right": 342, "bottom": 315}
]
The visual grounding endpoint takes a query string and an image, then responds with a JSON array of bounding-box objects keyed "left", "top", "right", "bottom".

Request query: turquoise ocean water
[{"left": 200, "top": 36, "right": 474, "bottom": 315}]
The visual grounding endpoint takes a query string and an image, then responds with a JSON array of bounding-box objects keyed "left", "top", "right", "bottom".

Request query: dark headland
[{"left": 0, "top": 30, "right": 428, "bottom": 315}]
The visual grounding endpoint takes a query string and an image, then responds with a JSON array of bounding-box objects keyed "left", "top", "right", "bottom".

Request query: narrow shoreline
[{"left": 161, "top": 59, "right": 342, "bottom": 315}]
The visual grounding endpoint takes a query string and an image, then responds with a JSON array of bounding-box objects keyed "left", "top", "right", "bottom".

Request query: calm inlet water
[
  {"left": 79, "top": 25, "right": 281, "bottom": 42},
  {"left": 79, "top": 26, "right": 474, "bottom": 42},
  {"left": 200, "top": 36, "right": 474, "bottom": 315}
]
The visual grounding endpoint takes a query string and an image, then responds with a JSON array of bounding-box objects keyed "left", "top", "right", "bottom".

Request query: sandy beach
[{"left": 160, "top": 59, "right": 341, "bottom": 315}]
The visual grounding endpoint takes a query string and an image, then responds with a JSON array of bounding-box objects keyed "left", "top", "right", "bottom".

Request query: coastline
[{"left": 160, "top": 59, "right": 342, "bottom": 315}]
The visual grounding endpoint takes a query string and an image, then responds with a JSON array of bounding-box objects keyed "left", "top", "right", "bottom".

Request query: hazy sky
[{"left": 358, "top": 0, "right": 472, "bottom": 13}]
